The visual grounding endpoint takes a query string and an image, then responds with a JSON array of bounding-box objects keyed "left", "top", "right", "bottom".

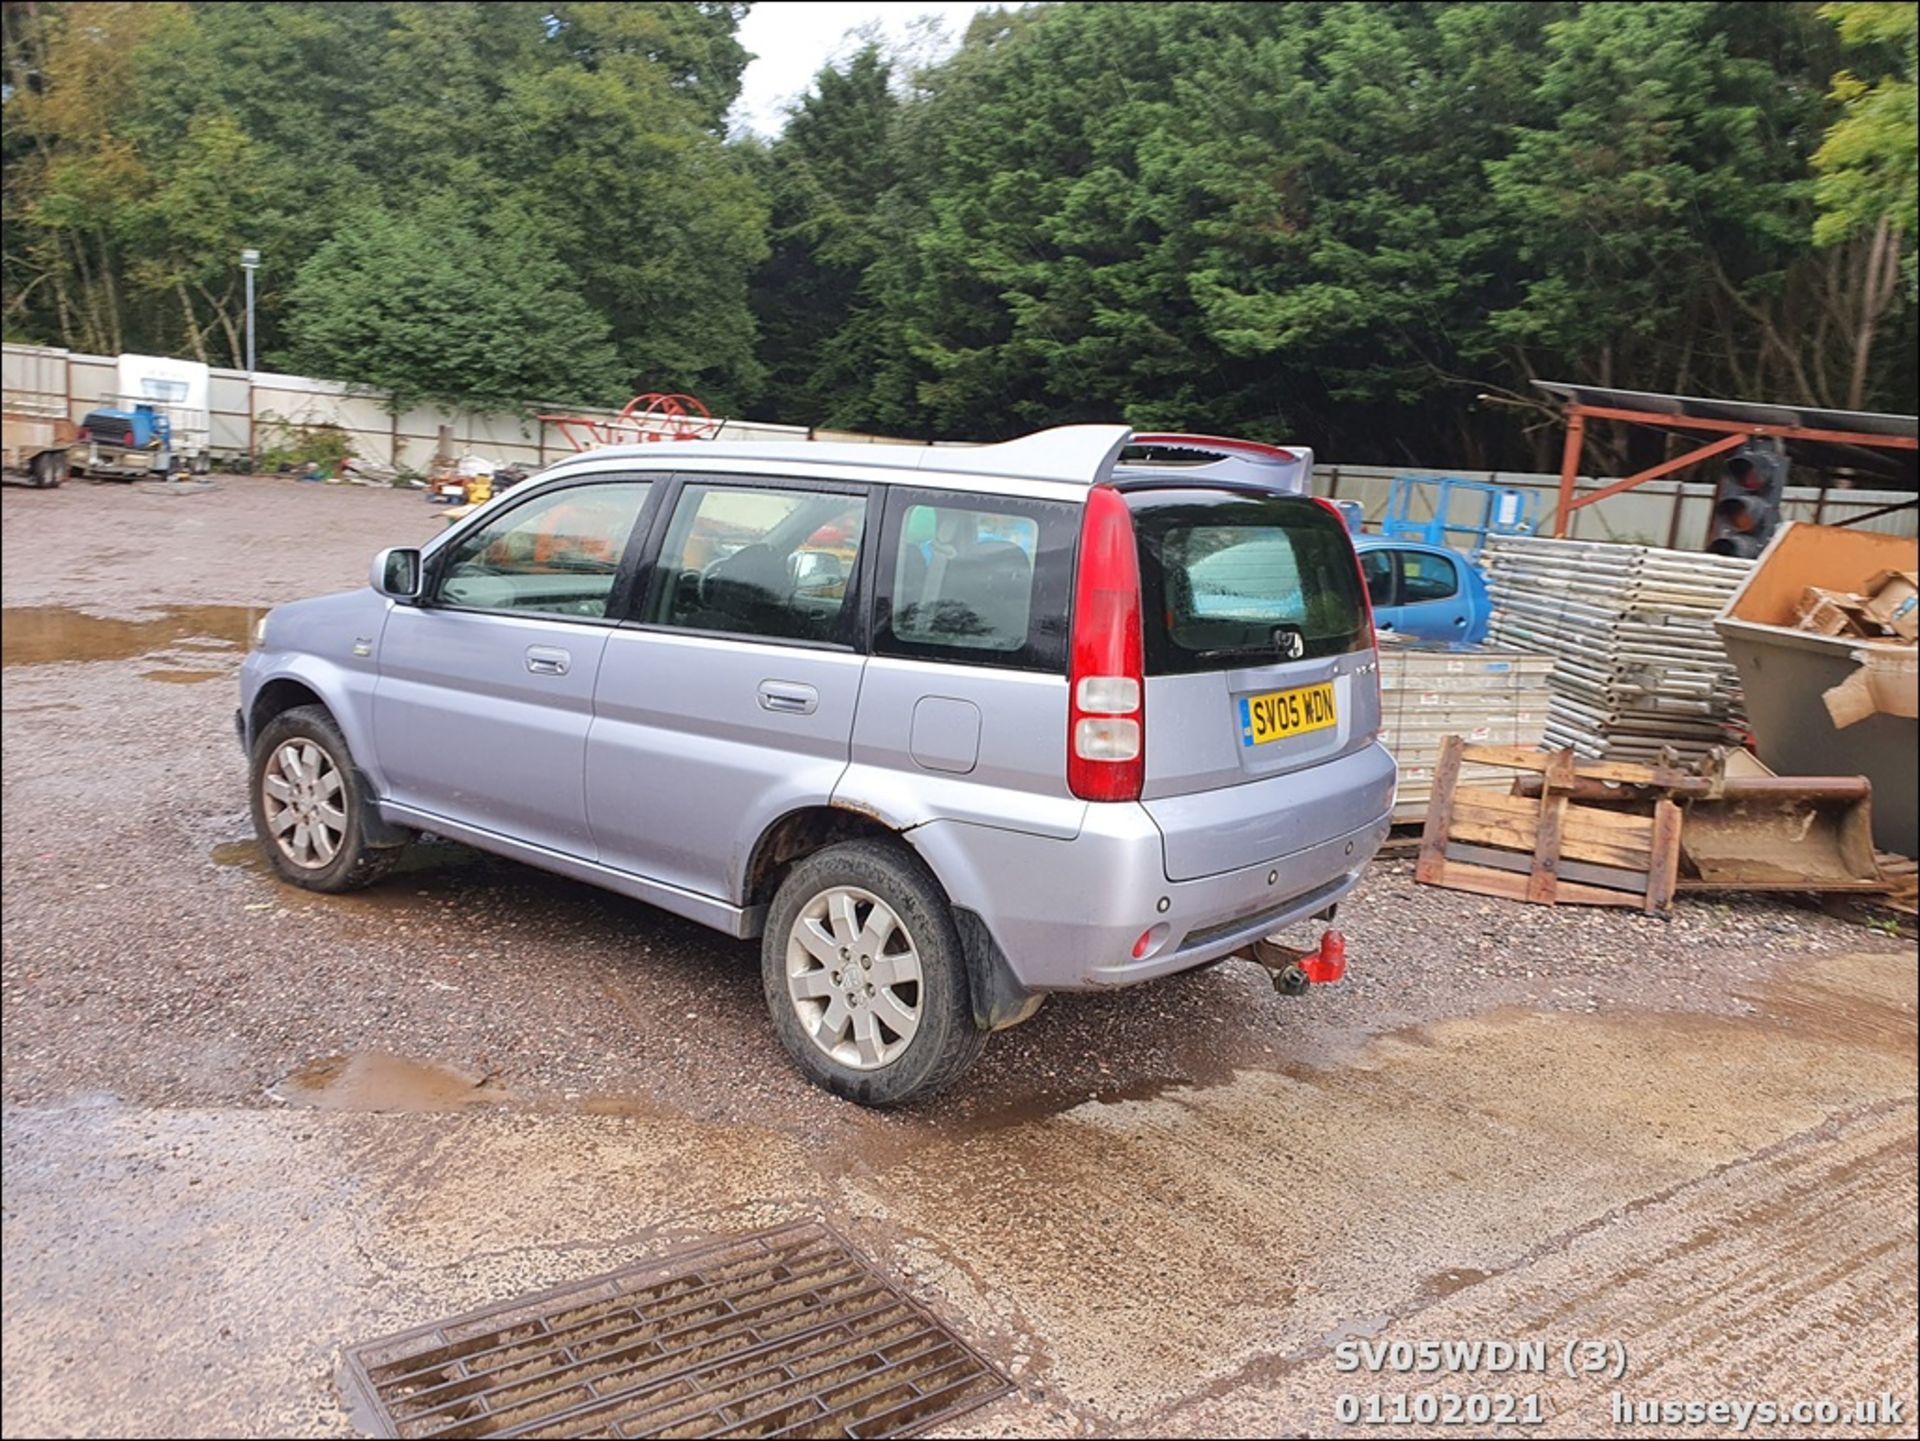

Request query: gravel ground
[
  {"left": 0, "top": 472, "right": 1903, "bottom": 1146},
  {"left": 3, "top": 473, "right": 1914, "bottom": 1439}
]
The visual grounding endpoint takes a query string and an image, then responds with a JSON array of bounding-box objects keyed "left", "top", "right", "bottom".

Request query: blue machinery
[{"left": 1376, "top": 474, "right": 1537, "bottom": 555}]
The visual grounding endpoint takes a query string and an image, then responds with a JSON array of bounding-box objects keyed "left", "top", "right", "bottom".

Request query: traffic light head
[{"left": 1706, "top": 440, "right": 1787, "bottom": 558}]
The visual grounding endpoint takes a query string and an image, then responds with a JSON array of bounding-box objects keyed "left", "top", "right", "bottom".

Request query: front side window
[
  {"left": 649, "top": 483, "right": 867, "bottom": 645},
  {"left": 1399, "top": 550, "right": 1460, "bottom": 603},
  {"left": 435, "top": 481, "right": 651, "bottom": 618},
  {"left": 1360, "top": 549, "right": 1395, "bottom": 608},
  {"left": 875, "top": 490, "right": 1077, "bottom": 671}
]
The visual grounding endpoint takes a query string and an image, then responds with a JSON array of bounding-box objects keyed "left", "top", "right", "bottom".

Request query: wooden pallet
[{"left": 1415, "top": 738, "right": 1682, "bottom": 914}]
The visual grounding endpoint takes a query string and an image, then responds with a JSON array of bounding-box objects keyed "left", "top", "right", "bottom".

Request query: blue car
[{"left": 1350, "top": 538, "right": 1492, "bottom": 643}]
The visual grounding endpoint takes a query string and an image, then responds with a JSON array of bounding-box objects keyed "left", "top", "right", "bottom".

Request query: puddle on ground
[
  {"left": 209, "top": 837, "right": 483, "bottom": 915},
  {"left": 270, "top": 1053, "right": 512, "bottom": 1112},
  {"left": 1, "top": 604, "right": 255, "bottom": 666},
  {"left": 140, "top": 668, "right": 227, "bottom": 685}
]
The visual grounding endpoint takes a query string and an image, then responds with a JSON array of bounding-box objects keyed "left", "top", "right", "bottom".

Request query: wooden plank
[
  {"left": 1645, "top": 799, "right": 1683, "bottom": 916},
  {"left": 1446, "top": 842, "right": 1651, "bottom": 897},
  {"left": 1416, "top": 734, "right": 1464, "bottom": 887},
  {"left": 1458, "top": 743, "right": 1700, "bottom": 791},
  {"left": 1448, "top": 792, "right": 1653, "bottom": 871},
  {"left": 1470, "top": 786, "right": 1652, "bottom": 835},
  {"left": 1528, "top": 793, "right": 1568, "bottom": 902},
  {"left": 1423, "top": 858, "right": 1645, "bottom": 909},
  {"left": 1542, "top": 747, "right": 1578, "bottom": 795},
  {"left": 1677, "top": 878, "right": 1890, "bottom": 893}
]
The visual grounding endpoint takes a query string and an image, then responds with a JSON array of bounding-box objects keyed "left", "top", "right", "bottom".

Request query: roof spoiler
[{"left": 1120, "top": 432, "right": 1315, "bottom": 493}]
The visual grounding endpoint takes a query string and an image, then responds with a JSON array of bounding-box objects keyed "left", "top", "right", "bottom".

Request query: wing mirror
[{"left": 370, "top": 546, "right": 422, "bottom": 600}]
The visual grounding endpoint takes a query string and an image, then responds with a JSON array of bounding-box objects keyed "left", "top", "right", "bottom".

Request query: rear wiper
[{"left": 1184, "top": 645, "right": 1280, "bottom": 664}]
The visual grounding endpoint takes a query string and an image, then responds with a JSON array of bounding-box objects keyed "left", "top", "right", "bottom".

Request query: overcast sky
[{"left": 728, "top": 2, "right": 998, "bottom": 138}]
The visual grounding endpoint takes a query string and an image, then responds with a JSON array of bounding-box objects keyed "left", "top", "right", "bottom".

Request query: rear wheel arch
[
  {"left": 740, "top": 806, "right": 1039, "bottom": 1034},
  {"left": 742, "top": 805, "right": 902, "bottom": 911}
]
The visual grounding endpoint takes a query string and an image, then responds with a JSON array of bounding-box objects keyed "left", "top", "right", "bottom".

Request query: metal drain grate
[{"left": 340, "top": 1221, "right": 1012, "bottom": 1439}]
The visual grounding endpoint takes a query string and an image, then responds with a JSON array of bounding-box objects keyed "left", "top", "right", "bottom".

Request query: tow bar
[{"left": 1250, "top": 929, "right": 1347, "bottom": 997}]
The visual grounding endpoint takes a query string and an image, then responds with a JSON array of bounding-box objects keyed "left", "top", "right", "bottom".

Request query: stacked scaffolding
[
  {"left": 1379, "top": 639, "right": 1556, "bottom": 823},
  {"left": 1483, "top": 535, "right": 1753, "bottom": 763}
]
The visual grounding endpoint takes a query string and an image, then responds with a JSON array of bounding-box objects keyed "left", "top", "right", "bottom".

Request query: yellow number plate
[{"left": 1239, "top": 682, "right": 1338, "bottom": 746}]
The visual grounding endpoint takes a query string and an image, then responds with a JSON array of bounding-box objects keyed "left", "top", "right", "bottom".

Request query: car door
[
  {"left": 373, "top": 476, "right": 657, "bottom": 857},
  {"left": 1358, "top": 548, "right": 1401, "bottom": 634},
  {"left": 1393, "top": 548, "right": 1472, "bottom": 640},
  {"left": 586, "top": 476, "right": 871, "bottom": 901}
]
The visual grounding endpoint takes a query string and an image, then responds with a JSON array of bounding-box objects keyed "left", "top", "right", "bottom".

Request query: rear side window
[
  {"left": 1399, "top": 550, "right": 1459, "bottom": 602},
  {"left": 874, "top": 489, "right": 1077, "bottom": 672},
  {"left": 1128, "top": 489, "right": 1369, "bottom": 674}
]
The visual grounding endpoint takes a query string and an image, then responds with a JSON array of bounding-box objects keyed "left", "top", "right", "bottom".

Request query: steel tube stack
[{"left": 1483, "top": 535, "right": 1754, "bottom": 763}]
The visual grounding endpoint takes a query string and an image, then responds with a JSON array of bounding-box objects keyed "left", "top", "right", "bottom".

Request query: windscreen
[{"left": 1127, "top": 488, "right": 1370, "bottom": 674}]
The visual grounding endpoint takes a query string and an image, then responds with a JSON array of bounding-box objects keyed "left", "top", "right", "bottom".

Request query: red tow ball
[{"left": 1299, "top": 929, "right": 1347, "bottom": 985}]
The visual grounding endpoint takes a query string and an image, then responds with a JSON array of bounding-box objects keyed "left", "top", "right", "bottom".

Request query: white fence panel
[
  {"left": 208, "top": 368, "right": 253, "bottom": 455},
  {"left": 66, "top": 355, "right": 119, "bottom": 417}
]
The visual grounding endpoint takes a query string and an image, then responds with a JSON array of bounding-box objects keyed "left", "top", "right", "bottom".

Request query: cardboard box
[
  {"left": 1824, "top": 645, "right": 1920, "bottom": 729},
  {"left": 1794, "top": 586, "right": 1867, "bottom": 637},
  {"left": 1862, "top": 569, "right": 1918, "bottom": 642}
]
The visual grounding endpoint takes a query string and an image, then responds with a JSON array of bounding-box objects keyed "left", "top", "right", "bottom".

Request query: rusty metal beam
[
  {"left": 1553, "top": 410, "right": 1586, "bottom": 537},
  {"left": 1548, "top": 398, "right": 1918, "bottom": 537},
  {"left": 1568, "top": 431, "right": 1748, "bottom": 515},
  {"left": 1566, "top": 402, "right": 1919, "bottom": 451}
]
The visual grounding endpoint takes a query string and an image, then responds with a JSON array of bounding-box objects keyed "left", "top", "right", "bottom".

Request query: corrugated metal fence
[{"left": 6, "top": 341, "right": 1913, "bottom": 540}]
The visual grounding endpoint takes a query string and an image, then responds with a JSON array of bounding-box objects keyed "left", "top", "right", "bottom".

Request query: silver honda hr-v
[{"left": 239, "top": 426, "right": 1394, "bottom": 1104}]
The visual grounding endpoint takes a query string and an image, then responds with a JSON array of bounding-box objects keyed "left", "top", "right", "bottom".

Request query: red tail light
[
  {"left": 1068, "top": 484, "right": 1144, "bottom": 801},
  {"left": 123, "top": 431, "right": 136, "bottom": 446}
]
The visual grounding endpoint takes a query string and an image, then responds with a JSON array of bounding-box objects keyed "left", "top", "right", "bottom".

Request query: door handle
[
  {"left": 526, "top": 645, "right": 571, "bottom": 676},
  {"left": 758, "top": 680, "right": 818, "bottom": 715}
]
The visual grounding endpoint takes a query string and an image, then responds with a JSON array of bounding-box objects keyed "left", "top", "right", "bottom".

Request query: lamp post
[{"left": 240, "top": 248, "right": 260, "bottom": 373}]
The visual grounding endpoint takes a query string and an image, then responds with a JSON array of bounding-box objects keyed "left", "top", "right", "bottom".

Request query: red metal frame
[
  {"left": 539, "top": 392, "right": 718, "bottom": 453},
  {"left": 1551, "top": 402, "right": 1917, "bottom": 537}
]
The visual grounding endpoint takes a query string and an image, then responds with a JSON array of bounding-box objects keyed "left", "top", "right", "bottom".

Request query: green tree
[
  {"left": 278, "top": 207, "right": 626, "bottom": 412},
  {"left": 751, "top": 43, "right": 900, "bottom": 425},
  {"left": 1811, "top": 1, "right": 1915, "bottom": 406},
  {"left": 1813, "top": 1, "right": 1918, "bottom": 245}
]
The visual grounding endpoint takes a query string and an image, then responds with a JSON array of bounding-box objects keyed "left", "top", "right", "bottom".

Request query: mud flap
[
  {"left": 952, "top": 907, "right": 1044, "bottom": 1031},
  {"left": 355, "top": 767, "right": 415, "bottom": 849}
]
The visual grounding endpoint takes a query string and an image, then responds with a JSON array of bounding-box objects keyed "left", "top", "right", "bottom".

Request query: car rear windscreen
[{"left": 1126, "top": 488, "right": 1370, "bottom": 674}]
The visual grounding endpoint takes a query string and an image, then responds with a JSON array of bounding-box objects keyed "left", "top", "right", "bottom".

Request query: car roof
[
  {"left": 1351, "top": 536, "right": 1471, "bottom": 558},
  {"left": 535, "top": 425, "right": 1314, "bottom": 502},
  {"left": 543, "top": 425, "right": 1134, "bottom": 493},
  {"left": 417, "top": 427, "right": 1316, "bottom": 553}
]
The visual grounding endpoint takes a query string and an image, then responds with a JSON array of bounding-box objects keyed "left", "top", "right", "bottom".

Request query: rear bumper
[{"left": 908, "top": 771, "right": 1392, "bottom": 993}]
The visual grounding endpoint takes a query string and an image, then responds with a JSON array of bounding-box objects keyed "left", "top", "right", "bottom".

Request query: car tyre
[
  {"left": 763, "top": 839, "right": 987, "bottom": 1107},
  {"left": 31, "top": 451, "right": 65, "bottom": 488},
  {"left": 249, "top": 704, "right": 406, "bottom": 892}
]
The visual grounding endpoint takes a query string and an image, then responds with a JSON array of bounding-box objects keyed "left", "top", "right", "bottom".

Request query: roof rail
[
  {"left": 914, "top": 423, "right": 1135, "bottom": 485},
  {"left": 539, "top": 423, "right": 1313, "bottom": 490},
  {"left": 544, "top": 423, "right": 1136, "bottom": 487},
  {"left": 1119, "top": 432, "right": 1314, "bottom": 492}
]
